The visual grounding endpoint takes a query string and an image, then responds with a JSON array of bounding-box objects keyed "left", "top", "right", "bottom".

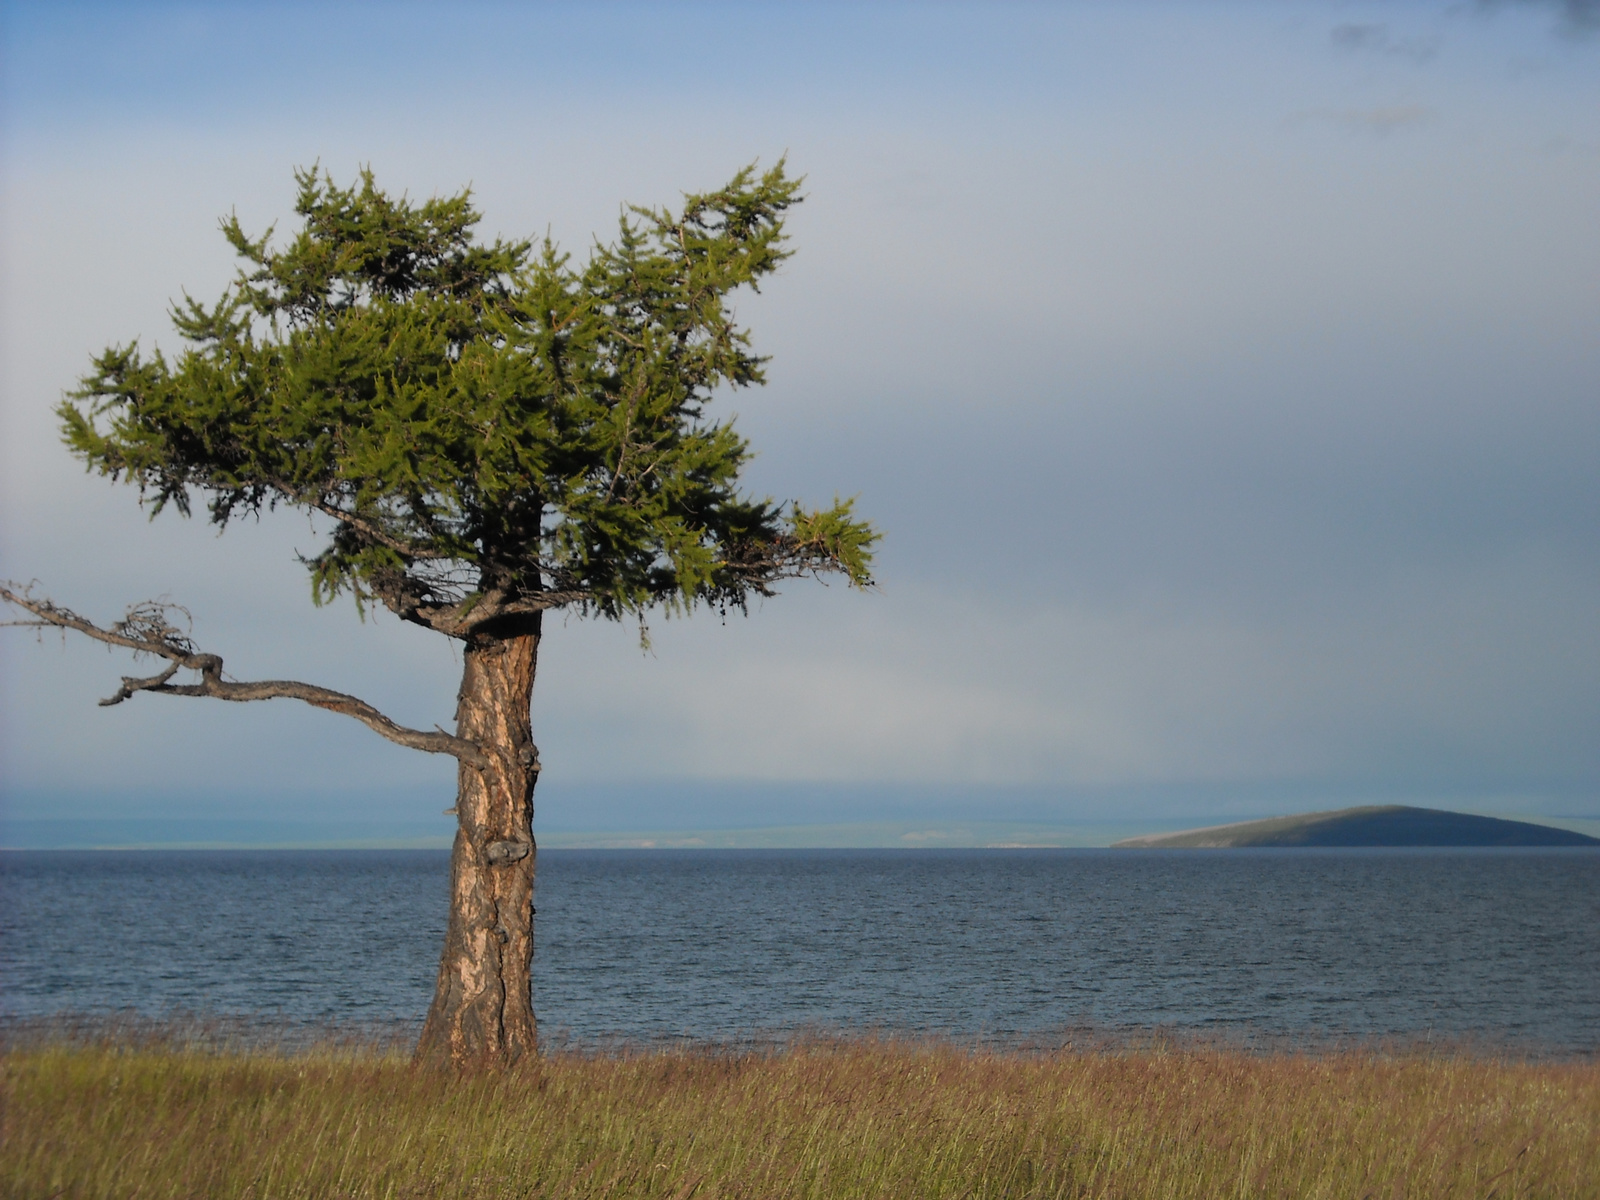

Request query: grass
[{"left": 2, "top": 1031, "right": 1596, "bottom": 1199}]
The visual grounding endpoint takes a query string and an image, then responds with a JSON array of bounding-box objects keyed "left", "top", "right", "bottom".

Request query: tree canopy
[
  {"left": 9, "top": 161, "right": 879, "bottom": 1065},
  {"left": 60, "top": 162, "right": 875, "bottom": 639}
]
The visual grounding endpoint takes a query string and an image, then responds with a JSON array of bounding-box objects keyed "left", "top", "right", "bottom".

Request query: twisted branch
[{"left": 1, "top": 582, "right": 488, "bottom": 769}]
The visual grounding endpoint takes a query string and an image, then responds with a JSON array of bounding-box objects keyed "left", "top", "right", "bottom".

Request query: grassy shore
[{"left": 3, "top": 1035, "right": 1596, "bottom": 1198}]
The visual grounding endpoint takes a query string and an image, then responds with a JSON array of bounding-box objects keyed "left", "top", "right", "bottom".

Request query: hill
[{"left": 1111, "top": 805, "right": 1600, "bottom": 848}]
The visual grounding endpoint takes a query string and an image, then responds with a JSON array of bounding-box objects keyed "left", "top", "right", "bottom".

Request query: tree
[{"left": 1, "top": 162, "right": 875, "bottom": 1067}]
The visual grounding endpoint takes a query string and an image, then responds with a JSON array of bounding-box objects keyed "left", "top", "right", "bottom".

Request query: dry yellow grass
[{"left": 3, "top": 1034, "right": 1596, "bottom": 1198}]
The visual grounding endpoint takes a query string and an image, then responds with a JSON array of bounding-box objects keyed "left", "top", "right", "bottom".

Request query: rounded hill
[{"left": 1112, "top": 806, "right": 1600, "bottom": 849}]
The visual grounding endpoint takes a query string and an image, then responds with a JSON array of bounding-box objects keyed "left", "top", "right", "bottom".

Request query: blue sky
[{"left": 2, "top": 1, "right": 1597, "bottom": 836}]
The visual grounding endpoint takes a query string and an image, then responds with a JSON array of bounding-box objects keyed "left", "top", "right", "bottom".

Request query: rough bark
[
  {"left": 416, "top": 618, "right": 541, "bottom": 1067},
  {"left": 3, "top": 582, "right": 546, "bottom": 1069}
]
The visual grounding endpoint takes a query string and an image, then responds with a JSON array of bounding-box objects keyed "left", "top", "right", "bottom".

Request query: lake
[{"left": 2, "top": 848, "right": 1596, "bottom": 1052}]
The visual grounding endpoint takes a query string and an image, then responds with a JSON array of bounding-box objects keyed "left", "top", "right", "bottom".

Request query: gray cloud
[
  {"left": 1480, "top": 0, "right": 1600, "bottom": 36},
  {"left": 1287, "top": 104, "right": 1434, "bottom": 134},
  {"left": 1340, "top": 103, "right": 1434, "bottom": 132},
  {"left": 1330, "top": 23, "right": 1442, "bottom": 62},
  {"left": 2, "top": 4, "right": 1598, "bottom": 827}
]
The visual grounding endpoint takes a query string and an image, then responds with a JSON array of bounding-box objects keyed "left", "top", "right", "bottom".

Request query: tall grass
[{"left": 3, "top": 1032, "right": 1596, "bottom": 1198}]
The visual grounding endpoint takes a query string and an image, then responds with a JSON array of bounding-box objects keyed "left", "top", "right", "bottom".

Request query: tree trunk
[{"left": 416, "top": 619, "right": 541, "bottom": 1067}]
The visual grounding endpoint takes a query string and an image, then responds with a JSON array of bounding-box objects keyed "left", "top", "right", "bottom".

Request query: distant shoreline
[{"left": 5, "top": 810, "right": 1600, "bottom": 852}]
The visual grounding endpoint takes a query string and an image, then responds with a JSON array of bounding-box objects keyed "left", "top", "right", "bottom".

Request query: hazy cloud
[
  {"left": 2, "top": 4, "right": 1597, "bottom": 827},
  {"left": 1480, "top": 0, "right": 1600, "bottom": 37},
  {"left": 1331, "top": 103, "right": 1435, "bottom": 133},
  {"left": 1330, "top": 23, "right": 1441, "bottom": 62},
  {"left": 1283, "top": 103, "right": 1435, "bottom": 137}
]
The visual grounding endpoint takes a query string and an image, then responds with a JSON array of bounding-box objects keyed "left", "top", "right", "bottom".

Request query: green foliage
[{"left": 61, "top": 163, "right": 876, "bottom": 635}]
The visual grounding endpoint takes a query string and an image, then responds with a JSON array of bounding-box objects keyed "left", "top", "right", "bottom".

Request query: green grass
[{"left": 3, "top": 1034, "right": 1596, "bottom": 1198}]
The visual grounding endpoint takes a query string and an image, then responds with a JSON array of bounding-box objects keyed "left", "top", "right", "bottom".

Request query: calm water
[{"left": 2, "top": 849, "right": 1597, "bottom": 1051}]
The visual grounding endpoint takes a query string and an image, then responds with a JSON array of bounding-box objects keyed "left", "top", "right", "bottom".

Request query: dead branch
[{"left": 0, "top": 582, "right": 488, "bottom": 769}]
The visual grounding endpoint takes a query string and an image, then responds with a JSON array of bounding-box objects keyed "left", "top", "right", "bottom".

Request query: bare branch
[
  {"left": 101, "top": 661, "right": 181, "bottom": 704},
  {"left": 1, "top": 582, "right": 488, "bottom": 769}
]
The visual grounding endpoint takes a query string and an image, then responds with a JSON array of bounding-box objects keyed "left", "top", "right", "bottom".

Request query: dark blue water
[{"left": 2, "top": 849, "right": 1597, "bottom": 1051}]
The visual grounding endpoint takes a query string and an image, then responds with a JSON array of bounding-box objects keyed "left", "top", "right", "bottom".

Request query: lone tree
[{"left": 1, "top": 163, "right": 875, "bottom": 1066}]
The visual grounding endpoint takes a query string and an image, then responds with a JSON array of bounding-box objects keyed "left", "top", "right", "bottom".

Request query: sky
[{"left": 1, "top": 1, "right": 1597, "bottom": 840}]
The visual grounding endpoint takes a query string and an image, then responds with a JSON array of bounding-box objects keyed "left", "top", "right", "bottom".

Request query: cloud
[
  {"left": 3, "top": 4, "right": 1599, "bottom": 824},
  {"left": 1479, "top": 0, "right": 1600, "bottom": 37},
  {"left": 1289, "top": 104, "right": 1435, "bottom": 135},
  {"left": 1330, "top": 23, "right": 1441, "bottom": 62},
  {"left": 1340, "top": 103, "right": 1434, "bottom": 132}
]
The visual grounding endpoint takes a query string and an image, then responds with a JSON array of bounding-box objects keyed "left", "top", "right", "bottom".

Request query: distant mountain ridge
[{"left": 1111, "top": 805, "right": 1600, "bottom": 848}]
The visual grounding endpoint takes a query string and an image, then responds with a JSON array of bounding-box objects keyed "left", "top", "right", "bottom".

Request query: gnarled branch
[
  {"left": 368, "top": 571, "right": 592, "bottom": 638},
  {"left": 0, "top": 582, "right": 488, "bottom": 769}
]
